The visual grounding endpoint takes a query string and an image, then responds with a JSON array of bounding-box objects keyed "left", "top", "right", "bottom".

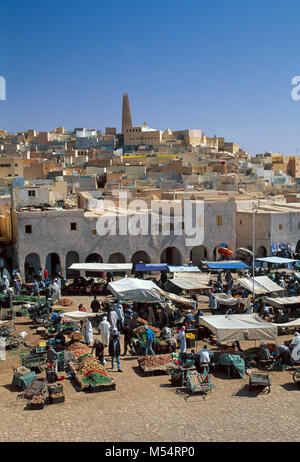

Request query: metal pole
[{"left": 252, "top": 202, "right": 255, "bottom": 302}]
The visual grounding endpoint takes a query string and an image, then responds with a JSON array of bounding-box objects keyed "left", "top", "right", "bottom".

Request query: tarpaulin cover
[
  {"left": 134, "top": 264, "right": 168, "bottom": 272},
  {"left": 198, "top": 314, "right": 277, "bottom": 342},
  {"left": 69, "top": 263, "right": 132, "bottom": 272},
  {"left": 265, "top": 296, "right": 300, "bottom": 308},
  {"left": 167, "top": 266, "right": 201, "bottom": 273},
  {"left": 202, "top": 261, "right": 249, "bottom": 270},
  {"left": 155, "top": 288, "right": 194, "bottom": 306},
  {"left": 213, "top": 293, "right": 241, "bottom": 306},
  {"left": 170, "top": 274, "right": 210, "bottom": 290},
  {"left": 108, "top": 278, "right": 164, "bottom": 303},
  {"left": 237, "top": 276, "right": 283, "bottom": 294},
  {"left": 218, "top": 354, "right": 245, "bottom": 378},
  {"left": 271, "top": 317, "right": 300, "bottom": 328},
  {"left": 256, "top": 257, "right": 299, "bottom": 264},
  {"left": 108, "top": 278, "right": 194, "bottom": 305},
  {"left": 62, "top": 311, "right": 98, "bottom": 320}
]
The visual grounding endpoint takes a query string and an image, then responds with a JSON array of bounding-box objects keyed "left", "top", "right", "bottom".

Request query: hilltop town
[{"left": 0, "top": 94, "right": 299, "bottom": 279}]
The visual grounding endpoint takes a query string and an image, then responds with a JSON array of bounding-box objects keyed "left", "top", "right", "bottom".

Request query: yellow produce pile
[{"left": 75, "top": 355, "right": 106, "bottom": 374}]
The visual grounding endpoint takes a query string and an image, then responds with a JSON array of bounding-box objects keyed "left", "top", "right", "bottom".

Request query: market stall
[
  {"left": 237, "top": 276, "right": 284, "bottom": 295},
  {"left": 108, "top": 278, "right": 194, "bottom": 306},
  {"left": 198, "top": 314, "right": 278, "bottom": 343},
  {"left": 200, "top": 260, "right": 250, "bottom": 271},
  {"left": 212, "top": 293, "right": 251, "bottom": 313}
]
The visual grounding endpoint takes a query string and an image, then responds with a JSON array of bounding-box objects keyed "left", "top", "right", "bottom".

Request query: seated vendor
[
  {"left": 184, "top": 310, "right": 194, "bottom": 324},
  {"left": 258, "top": 343, "right": 273, "bottom": 361}
]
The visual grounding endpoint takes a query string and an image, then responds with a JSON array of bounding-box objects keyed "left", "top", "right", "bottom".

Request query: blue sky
[{"left": 0, "top": 0, "right": 299, "bottom": 155}]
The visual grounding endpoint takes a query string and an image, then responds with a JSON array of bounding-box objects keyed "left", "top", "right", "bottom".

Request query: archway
[
  {"left": 24, "top": 253, "right": 41, "bottom": 282},
  {"left": 45, "top": 253, "right": 61, "bottom": 278},
  {"left": 190, "top": 245, "right": 208, "bottom": 265},
  {"left": 66, "top": 251, "right": 79, "bottom": 279},
  {"left": 131, "top": 251, "right": 151, "bottom": 264},
  {"left": 108, "top": 253, "right": 126, "bottom": 263},
  {"left": 108, "top": 253, "right": 126, "bottom": 277},
  {"left": 256, "top": 246, "right": 267, "bottom": 258},
  {"left": 85, "top": 253, "right": 103, "bottom": 277},
  {"left": 160, "top": 247, "right": 182, "bottom": 265},
  {"left": 296, "top": 240, "right": 300, "bottom": 253},
  {"left": 213, "top": 243, "right": 232, "bottom": 260}
]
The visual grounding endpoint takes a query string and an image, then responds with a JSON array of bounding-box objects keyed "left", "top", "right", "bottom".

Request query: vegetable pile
[
  {"left": 66, "top": 342, "right": 90, "bottom": 358},
  {"left": 30, "top": 394, "right": 46, "bottom": 404},
  {"left": 138, "top": 354, "right": 172, "bottom": 369},
  {"left": 82, "top": 372, "right": 112, "bottom": 386},
  {"left": 54, "top": 298, "right": 73, "bottom": 306},
  {"left": 76, "top": 355, "right": 106, "bottom": 374}
]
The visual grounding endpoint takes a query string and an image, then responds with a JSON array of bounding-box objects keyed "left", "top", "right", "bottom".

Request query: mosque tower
[{"left": 122, "top": 93, "right": 133, "bottom": 133}]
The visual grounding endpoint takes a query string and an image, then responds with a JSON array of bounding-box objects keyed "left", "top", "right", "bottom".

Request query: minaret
[{"left": 122, "top": 93, "right": 133, "bottom": 133}]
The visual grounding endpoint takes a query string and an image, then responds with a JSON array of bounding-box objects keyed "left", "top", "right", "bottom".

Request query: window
[
  {"left": 279, "top": 224, "right": 283, "bottom": 230},
  {"left": 92, "top": 229, "right": 97, "bottom": 235},
  {"left": 28, "top": 190, "right": 36, "bottom": 197},
  {"left": 70, "top": 222, "right": 77, "bottom": 231},
  {"left": 182, "top": 222, "right": 185, "bottom": 230},
  {"left": 216, "top": 215, "right": 223, "bottom": 226},
  {"left": 25, "top": 225, "right": 32, "bottom": 234},
  {"left": 240, "top": 220, "right": 242, "bottom": 225}
]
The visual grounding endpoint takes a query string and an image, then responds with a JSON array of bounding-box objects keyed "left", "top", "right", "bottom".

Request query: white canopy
[
  {"left": 237, "top": 276, "right": 283, "bottom": 294},
  {"left": 108, "top": 278, "right": 194, "bottom": 305},
  {"left": 213, "top": 293, "right": 241, "bottom": 306},
  {"left": 199, "top": 314, "right": 278, "bottom": 342},
  {"left": 256, "top": 257, "right": 299, "bottom": 264},
  {"left": 69, "top": 263, "right": 132, "bottom": 272},
  {"left": 272, "top": 317, "right": 300, "bottom": 328},
  {"left": 265, "top": 296, "right": 300, "bottom": 308},
  {"left": 108, "top": 278, "right": 164, "bottom": 303},
  {"left": 170, "top": 274, "right": 211, "bottom": 290},
  {"left": 62, "top": 311, "right": 98, "bottom": 320}
]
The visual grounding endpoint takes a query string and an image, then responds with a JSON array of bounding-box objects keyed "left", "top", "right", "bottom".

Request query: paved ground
[{"left": 0, "top": 295, "right": 299, "bottom": 442}]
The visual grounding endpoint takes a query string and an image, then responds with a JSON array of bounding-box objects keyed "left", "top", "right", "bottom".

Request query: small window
[
  {"left": 28, "top": 190, "right": 36, "bottom": 197},
  {"left": 182, "top": 222, "right": 185, "bottom": 230},
  {"left": 92, "top": 229, "right": 97, "bottom": 235},
  {"left": 25, "top": 225, "right": 32, "bottom": 234},
  {"left": 240, "top": 220, "right": 242, "bottom": 225},
  {"left": 279, "top": 224, "right": 283, "bottom": 230},
  {"left": 70, "top": 222, "right": 77, "bottom": 231},
  {"left": 216, "top": 215, "right": 223, "bottom": 226}
]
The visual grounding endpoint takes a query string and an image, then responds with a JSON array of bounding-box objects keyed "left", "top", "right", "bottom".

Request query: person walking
[
  {"left": 90, "top": 296, "right": 100, "bottom": 313},
  {"left": 32, "top": 279, "right": 40, "bottom": 296},
  {"left": 178, "top": 326, "right": 187, "bottom": 354},
  {"left": 115, "top": 301, "right": 124, "bottom": 332},
  {"left": 108, "top": 328, "right": 123, "bottom": 372},
  {"left": 99, "top": 316, "right": 110, "bottom": 347},
  {"left": 90, "top": 339, "right": 105, "bottom": 366},
  {"left": 82, "top": 318, "right": 93, "bottom": 345},
  {"left": 122, "top": 324, "right": 136, "bottom": 355},
  {"left": 144, "top": 324, "right": 156, "bottom": 356},
  {"left": 109, "top": 308, "right": 118, "bottom": 329}
]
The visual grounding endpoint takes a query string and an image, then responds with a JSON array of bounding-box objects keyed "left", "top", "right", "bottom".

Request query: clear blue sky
[{"left": 0, "top": 0, "right": 299, "bottom": 155}]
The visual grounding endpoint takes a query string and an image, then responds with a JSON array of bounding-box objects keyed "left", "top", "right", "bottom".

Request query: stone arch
[
  {"left": 160, "top": 247, "right": 182, "bottom": 265},
  {"left": 213, "top": 243, "right": 232, "bottom": 260},
  {"left": 190, "top": 245, "right": 208, "bottom": 264},
  {"left": 66, "top": 251, "right": 80, "bottom": 279},
  {"left": 131, "top": 251, "right": 151, "bottom": 264},
  {"left": 24, "top": 253, "right": 41, "bottom": 282},
  {"left": 256, "top": 246, "right": 267, "bottom": 258},
  {"left": 108, "top": 253, "right": 126, "bottom": 263},
  {"left": 45, "top": 253, "right": 61, "bottom": 278},
  {"left": 85, "top": 253, "right": 103, "bottom": 277}
]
